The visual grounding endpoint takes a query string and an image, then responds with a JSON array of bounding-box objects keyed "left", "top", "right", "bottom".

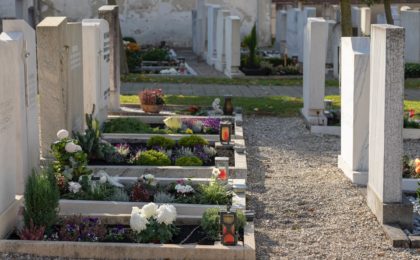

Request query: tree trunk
[
  {"left": 384, "top": 0, "right": 394, "bottom": 25},
  {"left": 340, "top": 0, "right": 353, "bottom": 37}
]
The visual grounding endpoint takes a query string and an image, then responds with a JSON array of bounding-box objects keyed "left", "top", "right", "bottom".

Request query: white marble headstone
[
  {"left": 301, "top": 18, "right": 328, "bottom": 125},
  {"left": 401, "top": 10, "right": 420, "bottom": 63},
  {"left": 338, "top": 37, "right": 370, "bottom": 185},
  {"left": 3, "top": 19, "right": 40, "bottom": 194},
  {"left": 274, "top": 10, "right": 287, "bottom": 53},
  {"left": 224, "top": 16, "right": 243, "bottom": 78},
  {"left": 215, "top": 9, "right": 230, "bottom": 72},
  {"left": 206, "top": 5, "right": 220, "bottom": 66},
  {"left": 82, "top": 19, "right": 110, "bottom": 124},
  {"left": 286, "top": 8, "right": 300, "bottom": 58},
  {"left": 0, "top": 31, "right": 23, "bottom": 238},
  {"left": 297, "top": 7, "right": 316, "bottom": 62}
]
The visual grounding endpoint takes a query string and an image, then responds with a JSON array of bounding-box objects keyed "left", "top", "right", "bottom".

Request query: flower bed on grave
[
  {"left": 2, "top": 167, "right": 254, "bottom": 259},
  {"left": 103, "top": 116, "right": 225, "bottom": 135},
  {"left": 124, "top": 39, "right": 194, "bottom": 76},
  {"left": 2, "top": 133, "right": 254, "bottom": 259}
]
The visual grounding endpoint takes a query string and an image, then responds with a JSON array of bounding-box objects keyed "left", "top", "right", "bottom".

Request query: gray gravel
[{"left": 245, "top": 116, "right": 420, "bottom": 259}]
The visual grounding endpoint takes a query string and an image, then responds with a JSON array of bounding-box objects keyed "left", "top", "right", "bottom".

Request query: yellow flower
[{"left": 185, "top": 128, "right": 193, "bottom": 134}]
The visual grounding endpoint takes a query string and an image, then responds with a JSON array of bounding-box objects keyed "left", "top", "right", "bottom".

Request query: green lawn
[
  {"left": 121, "top": 94, "right": 420, "bottom": 118},
  {"left": 121, "top": 74, "right": 420, "bottom": 89}
]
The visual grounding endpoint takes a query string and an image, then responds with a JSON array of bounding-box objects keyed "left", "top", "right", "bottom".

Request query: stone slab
[{"left": 383, "top": 224, "right": 410, "bottom": 248}]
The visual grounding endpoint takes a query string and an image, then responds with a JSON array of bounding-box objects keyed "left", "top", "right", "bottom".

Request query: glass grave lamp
[
  {"left": 215, "top": 157, "right": 229, "bottom": 183},
  {"left": 220, "top": 210, "right": 237, "bottom": 246},
  {"left": 219, "top": 121, "right": 232, "bottom": 145}
]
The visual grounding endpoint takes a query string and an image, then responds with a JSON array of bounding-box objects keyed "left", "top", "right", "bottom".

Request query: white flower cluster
[
  {"left": 175, "top": 184, "right": 194, "bottom": 194},
  {"left": 130, "top": 207, "right": 149, "bottom": 232},
  {"left": 57, "top": 129, "right": 69, "bottom": 140},
  {"left": 65, "top": 142, "right": 82, "bottom": 153},
  {"left": 212, "top": 168, "right": 220, "bottom": 178},
  {"left": 68, "top": 181, "right": 81, "bottom": 193},
  {"left": 140, "top": 174, "right": 156, "bottom": 186},
  {"left": 57, "top": 129, "right": 82, "bottom": 153},
  {"left": 130, "top": 203, "right": 177, "bottom": 232}
]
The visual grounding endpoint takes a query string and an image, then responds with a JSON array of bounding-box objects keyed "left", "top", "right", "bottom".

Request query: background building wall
[{"left": 38, "top": 0, "right": 259, "bottom": 47}]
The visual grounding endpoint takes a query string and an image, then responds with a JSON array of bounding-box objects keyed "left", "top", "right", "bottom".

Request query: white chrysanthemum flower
[
  {"left": 212, "top": 168, "right": 220, "bottom": 178},
  {"left": 175, "top": 184, "right": 194, "bottom": 194},
  {"left": 141, "top": 203, "right": 158, "bottom": 219},
  {"left": 65, "top": 142, "right": 78, "bottom": 153},
  {"left": 156, "top": 204, "right": 177, "bottom": 225},
  {"left": 57, "top": 129, "right": 69, "bottom": 140},
  {"left": 99, "top": 175, "right": 107, "bottom": 184},
  {"left": 68, "top": 182, "right": 81, "bottom": 193},
  {"left": 144, "top": 174, "right": 154, "bottom": 181},
  {"left": 130, "top": 207, "right": 148, "bottom": 232},
  {"left": 74, "top": 145, "right": 82, "bottom": 152}
]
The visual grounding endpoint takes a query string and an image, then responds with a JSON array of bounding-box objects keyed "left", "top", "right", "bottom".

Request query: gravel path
[{"left": 244, "top": 116, "right": 420, "bottom": 259}]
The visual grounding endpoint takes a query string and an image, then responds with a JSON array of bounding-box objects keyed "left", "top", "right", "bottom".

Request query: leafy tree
[{"left": 340, "top": 0, "right": 353, "bottom": 37}]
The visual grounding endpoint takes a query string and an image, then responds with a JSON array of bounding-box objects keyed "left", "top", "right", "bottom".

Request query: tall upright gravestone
[
  {"left": 0, "top": 30, "right": 25, "bottom": 239},
  {"left": 301, "top": 18, "right": 328, "bottom": 126},
  {"left": 37, "top": 17, "right": 84, "bottom": 157},
  {"left": 367, "top": 24, "right": 412, "bottom": 227},
  {"left": 206, "top": 4, "right": 220, "bottom": 66},
  {"left": 338, "top": 37, "right": 370, "bottom": 185},
  {"left": 99, "top": 5, "right": 121, "bottom": 112},
  {"left": 400, "top": 10, "right": 420, "bottom": 63},
  {"left": 224, "top": 16, "right": 243, "bottom": 78},
  {"left": 82, "top": 19, "right": 110, "bottom": 124},
  {"left": 215, "top": 9, "right": 230, "bottom": 72},
  {"left": 3, "top": 19, "right": 40, "bottom": 194}
]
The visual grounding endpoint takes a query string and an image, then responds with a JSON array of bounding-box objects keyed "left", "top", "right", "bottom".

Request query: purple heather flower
[{"left": 202, "top": 118, "right": 221, "bottom": 133}]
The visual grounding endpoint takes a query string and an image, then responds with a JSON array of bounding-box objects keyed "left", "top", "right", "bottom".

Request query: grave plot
[
  {"left": 0, "top": 12, "right": 255, "bottom": 259},
  {"left": 124, "top": 42, "right": 196, "bottom": 76},
  {"left": 300, "top": 18, "right": 420, "bottom": 140}
]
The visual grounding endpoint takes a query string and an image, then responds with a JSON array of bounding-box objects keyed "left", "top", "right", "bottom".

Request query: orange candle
[
  {"left": 219, "top": 169, "right": 228, "bottom": 181},
  {"left": 222, "top": 127, "right": 229, "bottom": 142}
]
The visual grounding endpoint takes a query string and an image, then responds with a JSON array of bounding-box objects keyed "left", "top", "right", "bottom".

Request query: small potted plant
[{"left": 139, "top": 89, "right": 165, "bottom": 114}]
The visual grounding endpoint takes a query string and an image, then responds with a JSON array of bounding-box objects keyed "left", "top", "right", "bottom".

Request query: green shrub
[
  {"left": 138, "top": 150, "right": 171, "bottom": 166},
  {"left": 107, "top": 188, "right": 130, "bottom": 202},
  {"left": 23, "top": 169, "right": 60, "bottom": 230},
  {"left": 141, "top": 48, "right": 170, "bottom": 61},
  {"left": 242, "top": 24, "right": 258, "bottom": 69},
  {"left": 103, "top": 118, "right": 153, "bottom": 134},
  {"left": 73, "top": 110, "right": 115, "bottom": 161},
  {"left": 198, "top": 182, "right": 230, "bottom": 205},
  {"left": 201, "top": 208, "right": 221, "bottom": 240},
  {"left": 405, "top": 63, "right": 420, "bottom": 78},
  {"left": 201, "top": 208, "right": 247, "bottom": 241},
  {"left": 147, "top": 136, "right": 176, "bottom": 149},
  {"left": 178, "top": 135, "right": 208, "bottom": 148},
  {"left": 175, "top": 156, "right": 203, "bottom": 166}
]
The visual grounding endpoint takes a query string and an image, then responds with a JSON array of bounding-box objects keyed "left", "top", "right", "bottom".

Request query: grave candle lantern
[
  {"left": 215, "top": 157, "right": 229, "bottom": 182},
  {"left": 220, "top": 210, "right": 237, "bottom": 246},
  {"left": 219, "top": 121, "right": 232, "bottom": 145}
]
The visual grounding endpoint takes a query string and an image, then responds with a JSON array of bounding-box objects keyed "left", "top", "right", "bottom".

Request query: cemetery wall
[{"left": 37, "top": 0, "right": 258, "bottom": 47}]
